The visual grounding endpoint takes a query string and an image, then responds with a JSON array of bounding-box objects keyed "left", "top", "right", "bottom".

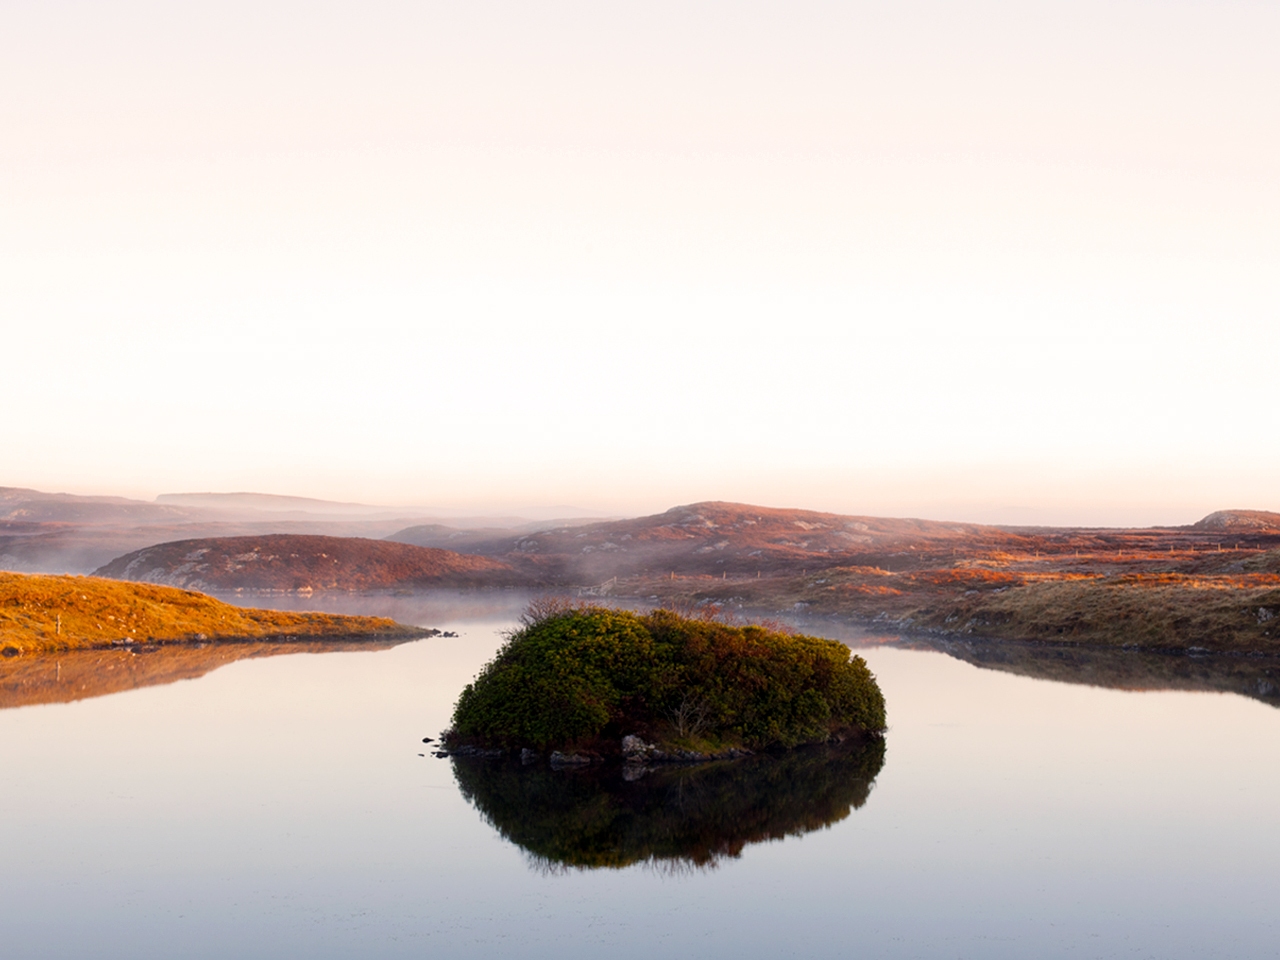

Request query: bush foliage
[{"left": 446, "top": 604, "right": 886, "bottom": 752}]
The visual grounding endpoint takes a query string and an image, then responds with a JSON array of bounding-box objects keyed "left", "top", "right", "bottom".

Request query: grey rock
[
  {"left": 621, "top": 734, "right": 655, "bottom": 757},
  {"left": 549, "top": 751, "right": 592, "bottom": 766}
]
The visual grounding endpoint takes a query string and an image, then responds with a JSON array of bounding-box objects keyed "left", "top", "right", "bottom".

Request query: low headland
[
  {"left": 0, "top": 571, "right": 419, "bottom": 656},
  {"left": 439, "top": 601, "right": 887, "bottom": 765}
]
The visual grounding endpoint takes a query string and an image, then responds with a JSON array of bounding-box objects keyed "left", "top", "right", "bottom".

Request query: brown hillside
[
  {"left": 1193, "top": 510, "right": 1280, "bottom": 533},
  {"left": 390, "top": 501, "right": 1031, "bottom": 583},
  {"left": 1, "top": 518, "right": 441, "bottom": 575},
  {"left": 93, "top": 534, "right": 520, "bottom": 592},
  {"left": 0, "top": 486, "right": 198, "bottom": 524}
]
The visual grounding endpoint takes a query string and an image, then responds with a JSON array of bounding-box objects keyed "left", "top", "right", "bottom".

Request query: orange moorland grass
[
  {"left": 911, "top": 578, "right": 1280, "bottom": 652},
  {"left": 653, "top": 557, "right": 1280, "bottom": 653},
  {"left": 0, "top": 572, "right": 417, "bottom": 655}
]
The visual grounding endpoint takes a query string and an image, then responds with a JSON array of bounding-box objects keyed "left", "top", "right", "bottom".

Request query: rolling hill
[
  {"left": 388, "top": 501, "right": 1031, "bottom": 582},
  {"left": 93, "top": 534, "right": 522, "bottom": 592}
]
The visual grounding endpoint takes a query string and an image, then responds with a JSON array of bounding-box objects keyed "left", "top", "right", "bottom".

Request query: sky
[{"left": 3, "top": 0, "right": 1277, "bottom": 526}]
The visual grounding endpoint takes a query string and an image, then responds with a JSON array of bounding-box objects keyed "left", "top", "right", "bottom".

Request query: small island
[{"left": 441, "top": 601, "right": 886, "bottom": 762}]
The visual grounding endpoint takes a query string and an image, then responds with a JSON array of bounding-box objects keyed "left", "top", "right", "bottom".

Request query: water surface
[{"left": 1, "top": 594, "right": 1277, "bottom": 958}]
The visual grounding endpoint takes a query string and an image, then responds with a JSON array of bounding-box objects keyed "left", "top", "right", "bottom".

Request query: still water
[{"left": 1, "top": 593, "right": 1277, "bottom": 959}]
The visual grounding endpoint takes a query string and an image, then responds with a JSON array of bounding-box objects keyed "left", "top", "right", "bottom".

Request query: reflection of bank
[
  {"left": 924, "top": 637, "right": 1280, "bottom": 709},
  {"left": 451, "top": 738, "right": 886, "bottom": 871},
  {"left": 0, "top": 638, "right": 414, "bottom": 710}
]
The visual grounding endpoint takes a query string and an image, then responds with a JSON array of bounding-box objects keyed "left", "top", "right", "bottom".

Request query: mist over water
[{"left": 222, "top": 587, "right": 542, "bottom": 630}]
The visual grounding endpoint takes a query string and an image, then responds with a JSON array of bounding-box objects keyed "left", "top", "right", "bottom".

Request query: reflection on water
[
  {"left": 0, "top": 587, "right": 527, "bottom": 712},
  {"left": 782, "top": 614, "right": 1280, "bottom": 709},
  {"left": 2, "top": 599, "right": 1279, "bottom": 959},
  {"left": 916, "top": 636, "right": 1280, "bottom": 708},
  {"left": 213, "top": 587, "right": 542, "bottom": 629},
  {"left": 0, "top": 637, "right": 415, "bottom": 710},
  {"left": 451, "top": 738, "right": 886, "bottom": 872}
]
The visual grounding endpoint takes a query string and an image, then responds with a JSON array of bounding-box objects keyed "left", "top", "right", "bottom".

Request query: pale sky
[{"left": 3, "top": 0, "right": 1277, "bottom": 526}]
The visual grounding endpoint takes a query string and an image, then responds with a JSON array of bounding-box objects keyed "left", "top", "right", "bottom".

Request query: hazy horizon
[
  {"left": 2, "top": 479, "right": 1270, "bottom": 530},
  {"left": 4, "top": 1, "right": 1276, "bottom": 529}
]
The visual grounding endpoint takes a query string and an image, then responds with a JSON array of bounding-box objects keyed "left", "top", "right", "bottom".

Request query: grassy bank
[
  {"left": 911, "top": 577, "right": 1280, "bottom": 652},
  {"left": 0, "top": 572, "right": 418, "bottom": 655},
  {"left": 645, "top": 552, "right": 1280, "bottom": 655}
]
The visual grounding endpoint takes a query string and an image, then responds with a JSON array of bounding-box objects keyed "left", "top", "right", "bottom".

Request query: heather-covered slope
[
  {"left": 1193, "top": 509, "right": 1280, "bottom": 533},
  {"left": 390, "top": 501, "right": 1027, "bottom": 582},
  {"left": 94, "top": 534, "right": 521, "bottom": 592},
  {"left": 391, "top": 503, "right": 1280, "bottom": 589}
]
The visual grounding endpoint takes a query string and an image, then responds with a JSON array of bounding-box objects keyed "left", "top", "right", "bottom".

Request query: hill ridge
[{"left": 94, "top": 534, "right": 519, "bottom": 592}]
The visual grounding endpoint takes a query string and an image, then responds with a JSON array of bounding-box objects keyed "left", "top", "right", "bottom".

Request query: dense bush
[{"left": 446, "top": 605, "right": 886, "bottom": 752}]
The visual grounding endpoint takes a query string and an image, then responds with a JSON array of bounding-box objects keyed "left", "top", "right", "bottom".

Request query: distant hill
[
  {"left": 154, "top": 491, "right": 444, "bottom": 521},
  {"left": 389, "top": 501, "right": 1026, "bottom": 582},
  {"left": 1193, "top": 510, "right": 1280, "bottom": 533},
  {"left": 156, "top": 491, "right": 388, "bottom": 515},
  {"left": 94, "top": 535, "right": 521, "bottom": 592},
  {"left": 385, "top": 516, "right": 616, "bottom": 553},
  {"left": 1, "top": 518, "right": 455, "bottom": 575},
  {"left": 0, "top": 485, "right": 571, "bottom": 575},
  {"left": 0, "top": 486, "right": 200, "bottom": 525}
]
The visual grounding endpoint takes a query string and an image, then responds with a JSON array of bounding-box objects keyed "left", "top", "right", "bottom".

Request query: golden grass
[
  {"left": 626, "top": 562, "right": 1280, "bottom": 654},
  {"left": 914, "top": 579, "right": 1280, "bottom": 652},
  {"left": 0, "top": 572, "right": 417, "bottom": 655}
]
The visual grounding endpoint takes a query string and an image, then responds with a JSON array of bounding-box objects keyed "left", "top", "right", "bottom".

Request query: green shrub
[{"left": 446, "top": 605, "right": 886, "bottom": 752}]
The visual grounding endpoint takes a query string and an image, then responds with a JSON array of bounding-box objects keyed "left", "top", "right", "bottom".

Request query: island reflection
[{"left": 451, "top": 738, "right": 886, "bottom": 872}]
